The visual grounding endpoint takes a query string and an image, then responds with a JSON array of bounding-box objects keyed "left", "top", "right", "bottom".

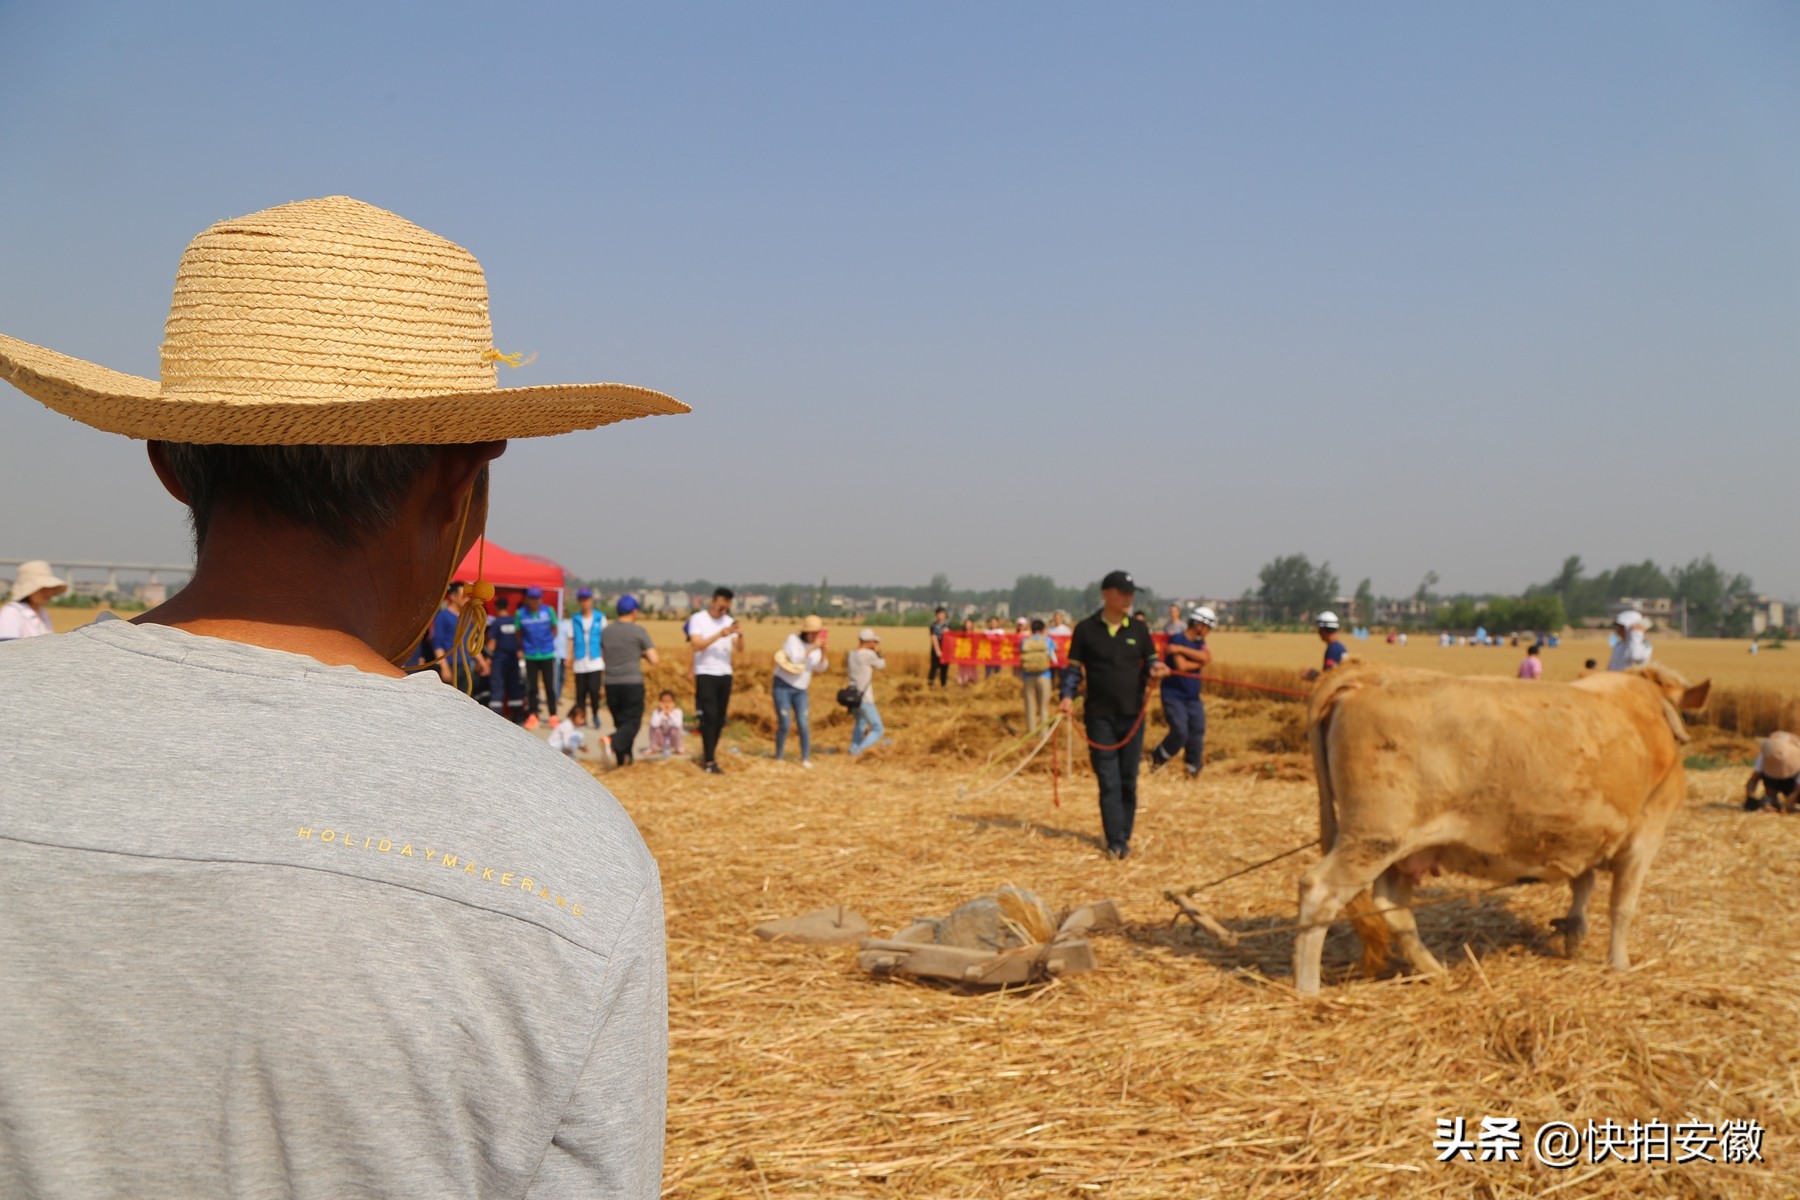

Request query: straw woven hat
[
  {"left": 0, "top": 196, "right": 687, "bottom": 445},
  {"left": 8, "top": 561, "right": 67, "bottom": 603}
]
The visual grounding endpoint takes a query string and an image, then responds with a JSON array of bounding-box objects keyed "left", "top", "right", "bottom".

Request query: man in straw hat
[
  {"left": 0, "top": 196, "right": 686, "bottom": 1197},
  {"left": 0, "top": 560, "right": 68, "bottom": 640}
]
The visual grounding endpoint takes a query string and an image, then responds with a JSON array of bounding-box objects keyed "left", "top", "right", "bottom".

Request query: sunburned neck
[{"left": 135, "top": 520, "right": 427, "bottom": 676}]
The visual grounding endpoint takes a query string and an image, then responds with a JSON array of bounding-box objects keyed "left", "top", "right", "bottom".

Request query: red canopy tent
[{"left": 452, "top": 537, "right": 568, "bottom": 613}]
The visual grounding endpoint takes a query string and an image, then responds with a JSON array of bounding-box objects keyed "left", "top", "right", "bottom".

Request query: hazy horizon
[{"left": 3, "top": 3, "right": 1796, "bottom": 601}]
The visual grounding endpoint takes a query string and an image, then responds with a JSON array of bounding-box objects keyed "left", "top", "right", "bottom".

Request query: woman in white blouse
[{"left": 0, "top": 561, "right": 66, "bottom": 641}]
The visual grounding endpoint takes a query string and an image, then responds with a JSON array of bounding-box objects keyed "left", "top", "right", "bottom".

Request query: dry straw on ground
[{"left": 594, "top": 665, "right": 1800, "bottom": 1198}]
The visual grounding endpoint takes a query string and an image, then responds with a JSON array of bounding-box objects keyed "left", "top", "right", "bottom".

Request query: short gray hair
[{"left": 155, "top": 442, "right": 443, "bottom": 549}]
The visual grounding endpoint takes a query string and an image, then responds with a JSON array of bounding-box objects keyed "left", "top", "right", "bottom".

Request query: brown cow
[{"left": 1294, "top": 663, "right": 1709, "bottom": 996}]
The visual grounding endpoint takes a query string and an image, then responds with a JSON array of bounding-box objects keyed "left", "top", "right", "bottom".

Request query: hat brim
[{"left": 1, "top": 334, "right": 688, "bottom": 446}]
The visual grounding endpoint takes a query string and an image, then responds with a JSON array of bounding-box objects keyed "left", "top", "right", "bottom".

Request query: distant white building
[{"left": 1730, "top": 593, "right": 1787, "bottom": 636}]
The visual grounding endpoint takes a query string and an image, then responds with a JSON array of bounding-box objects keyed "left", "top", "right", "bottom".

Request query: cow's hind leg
[
  {"left": 1551, "top": 868, "right": 1596, "bottom": 959},
  {"left": 1370, "top": 868, "right": 1445, "bottom": 979},
  {"left": 1294, "top": 850, "right": 1386, "bottom": 997}
]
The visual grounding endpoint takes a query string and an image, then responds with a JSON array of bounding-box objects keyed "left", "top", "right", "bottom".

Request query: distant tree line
[
  {"left": 1239, "top": 551, "right": 1760, "bottom": 636},
  {"left": 575, "top": 572, "right": 1163, "bottom": 621},
  {"left": 1523, "top": 554, "right": 1754, "bottom": 637},
  {"left": 577, "top": 550, "right": 1762, "bottom": 636}
]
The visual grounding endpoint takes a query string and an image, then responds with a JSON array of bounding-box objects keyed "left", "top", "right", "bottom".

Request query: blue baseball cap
[
  {"left": 617, "top": 594, "right": 640, "bottom": 614},
  {"left": 524, "top": 586, "right": 543, "bottom": 599},
  {"left": 576, "top": 587, "right": 593, "bottom": 599}
]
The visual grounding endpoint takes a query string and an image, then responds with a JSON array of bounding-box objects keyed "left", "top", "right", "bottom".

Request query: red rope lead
[{"left": 1069, "top": 671, "right": 1313, "bottom": 752}]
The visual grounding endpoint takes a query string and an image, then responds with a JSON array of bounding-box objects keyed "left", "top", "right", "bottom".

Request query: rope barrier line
[
  {"left": 1066, "top": 668, "right": 1311, "bottom": 752},
  {"left": 960, "top": 712, "right": 1062, "bottom": 789},
  {"left": 956, "top": 713, "right": 1065, "bottom": 802}
]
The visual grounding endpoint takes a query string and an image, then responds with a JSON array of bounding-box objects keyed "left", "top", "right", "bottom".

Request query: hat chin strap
[{"left": 396, "top": 485, "right": 493, "bottom": 679}]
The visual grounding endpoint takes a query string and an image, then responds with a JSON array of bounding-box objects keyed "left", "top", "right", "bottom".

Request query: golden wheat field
[
  {"left": 45, "top": 607, "right": 1800, "bottom": 1194},
  {"left": 582, "top": 660, "right": 1799, "bottom": 1199}
]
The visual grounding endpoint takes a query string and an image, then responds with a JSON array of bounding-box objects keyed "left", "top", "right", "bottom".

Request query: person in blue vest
[
  {"left": 566, "top": 587, "right": 607, "bottom": 729},
  {"left": 1151, "top": 606, "right": 1214, "bottom": 778},
  {"left": 516, "top": 586, "right": 560, "bottom": 728},
  {"left": 484, "top": 596, "right": 525, "bottom": 723}
]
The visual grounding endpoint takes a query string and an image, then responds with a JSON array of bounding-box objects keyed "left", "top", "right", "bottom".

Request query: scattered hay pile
[{"left": 600, "top": 714, "right": 1800, "bottom": 1196}]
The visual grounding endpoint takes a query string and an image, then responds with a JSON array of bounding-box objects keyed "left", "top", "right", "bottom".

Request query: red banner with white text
[{"left": 937, "top": 632, "right": 1171, "bottom": 667}]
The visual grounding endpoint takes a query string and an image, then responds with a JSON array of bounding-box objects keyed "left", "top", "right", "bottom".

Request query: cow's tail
[{"left": 1308, "top": 673, "right": 1391, "bottom": 978}]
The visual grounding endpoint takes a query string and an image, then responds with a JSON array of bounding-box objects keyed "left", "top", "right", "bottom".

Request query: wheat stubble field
[{"left": 55, "top": 608, "right": 1800, "bottom": 1194}]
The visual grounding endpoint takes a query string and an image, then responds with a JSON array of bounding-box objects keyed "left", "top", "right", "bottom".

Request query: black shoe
[
  {"left": 703, "top": 761, "right": 724, "bottom": 775},
  {"left": 1150, "top": 747, "right": 1170, "bottom": 770},
  {"left": 1185, "top": 766, "right": 1201, "bottom": 780},
  {"left": 1107, "top": 842, "right": 1130, "bottom": 861}
]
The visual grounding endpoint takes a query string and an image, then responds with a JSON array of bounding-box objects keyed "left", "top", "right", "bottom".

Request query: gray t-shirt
[
  {"left": 599, "top": 620, "right": 656, "bottom": 686},
  {"left": 847, "top": 646, "right": 886, "bottom": 702},
  {"left": 0, "top": 620, "right": 666, "bottom": 1199}
]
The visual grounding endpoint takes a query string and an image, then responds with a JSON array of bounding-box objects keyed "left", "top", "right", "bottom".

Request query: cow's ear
[{"left": 1680, "top": 680, "right": 1711, "bottom": 711}]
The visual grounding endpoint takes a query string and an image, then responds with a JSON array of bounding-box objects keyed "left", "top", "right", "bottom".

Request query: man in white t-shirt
[{"left": 687, "top": 587, "right": 745, "bottom": 774}]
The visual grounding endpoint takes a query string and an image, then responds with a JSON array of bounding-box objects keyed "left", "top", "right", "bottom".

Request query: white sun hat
[
  {"left": 0, "top": 196, "right": 688, "bottom": 445},
  {"left": 1615, "top": 609, "right": 1645, "bottom": 628},
  {"left": 8, "top": 561, "right": 68, "bottom": 603}
]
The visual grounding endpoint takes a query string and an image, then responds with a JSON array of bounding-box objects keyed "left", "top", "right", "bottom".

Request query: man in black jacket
[{"left": 1059, "top": 570, "right": 1168, "bottom": 859}]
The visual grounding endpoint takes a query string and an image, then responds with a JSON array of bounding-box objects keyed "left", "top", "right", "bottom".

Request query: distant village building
[
  {"left": 1614, "top": 597, "right": 1674, "bottom": 629},
  {"left": 1377, "top": 597, "right": 1431, "bottom": 625},
  {"left": 1211, "top": 597, "right": 1267, "bottom": 626},
  {"left": 1730, "top": 593, "right": 1787, "bottom": 636}
]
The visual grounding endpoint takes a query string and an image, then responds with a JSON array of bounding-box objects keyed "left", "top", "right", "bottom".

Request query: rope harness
[{"left": 955, "top": 668, "right": 1315, "bottom": 798}]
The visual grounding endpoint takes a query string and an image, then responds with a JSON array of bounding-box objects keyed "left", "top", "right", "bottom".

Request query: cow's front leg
[
  {"left": 1371, "top": 868, "right": 1445, "bottom": 979},
  {"left": 1551, "top": 868, "right": 1596, "bottom": 959}
]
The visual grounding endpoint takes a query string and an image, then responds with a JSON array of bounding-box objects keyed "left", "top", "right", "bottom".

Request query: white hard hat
[
  {"left": 1189, "top": 606, "right": 1217, "bottom": 628},
  {"left": 1615, "top": 609, "right": 1644, "bottom": 628},
  {"left": 1315, "top": 611, "right": 1341, "bottom": 630}
]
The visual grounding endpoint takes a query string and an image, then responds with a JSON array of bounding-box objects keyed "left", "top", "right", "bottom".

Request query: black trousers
[
  {"left": 1086, "top": 710, "right": 1147, "bottom": 853},
  {"left": 574, "top": 670, "right": 605, "bottom": 726},
  {"left": 606, "top": 681, "right": 646, "bottom": 765},
  {"left": 928, "top": 657, "right": 949, "bottom": 687},
  {"left": 524, "top": 657, "right": 557, "bottom": 717},
  {"left": 695, "top": 674, "right": 733, "bottom": 764}
]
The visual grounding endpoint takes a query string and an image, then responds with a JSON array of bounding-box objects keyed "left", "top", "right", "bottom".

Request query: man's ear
[
  {"left": 146, "top": 442, "right": 190, "bottom": 505},
  {"left": 437, "top": 441, "right": 507, "bottom": 506}
]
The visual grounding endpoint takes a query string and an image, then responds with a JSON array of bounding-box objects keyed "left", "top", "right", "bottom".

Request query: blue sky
[{"left": 2, "top": 1, "right": 1796, "bottom": 600}]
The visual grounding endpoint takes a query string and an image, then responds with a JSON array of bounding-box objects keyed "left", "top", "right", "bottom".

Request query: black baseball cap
[{"left": 1100, "top": 570, "right": 1137, "bottom": 593}]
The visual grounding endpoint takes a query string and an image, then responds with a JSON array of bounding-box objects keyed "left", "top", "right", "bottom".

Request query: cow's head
[{"left": 1636, "top": 665, "right": 1711, "bottom": 744}]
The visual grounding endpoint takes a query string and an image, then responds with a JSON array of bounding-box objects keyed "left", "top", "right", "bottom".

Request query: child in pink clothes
[{"left": 648, "top": 690, "right": 684, "bottom": 755}]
